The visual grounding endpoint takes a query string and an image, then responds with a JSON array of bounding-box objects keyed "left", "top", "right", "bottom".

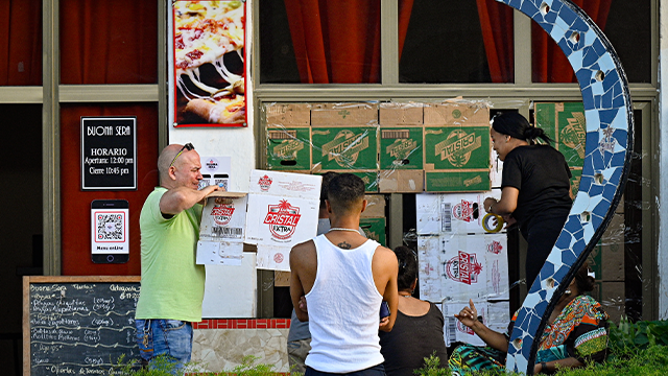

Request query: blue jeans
[{"left": 135, "top": 319, "right": 193, "bottom": 375}]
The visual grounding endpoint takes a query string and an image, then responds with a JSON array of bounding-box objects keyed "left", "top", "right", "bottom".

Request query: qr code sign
[{"left": 95, "top": 212, "right": 126, "bottom": 242}]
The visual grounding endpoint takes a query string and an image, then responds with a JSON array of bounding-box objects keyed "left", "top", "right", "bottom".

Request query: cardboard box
[
  {"left": 317, "top": 170, "right": 379, "bottom": 192},
  {"left": 441, "top": 301, "right": 510, "bottom": 347},
  {"left": 274, "top": 271, "right": 291, "bottom": 287},
  {"left": 311, "top": 126, "right": 379, "bottom": 170},
  {"left": 424, "top": 126, "right": 490, "bottom": 170},
  {"left": 423, "top": 102, "right": 490, "bottom": 125},
  {"left": 379, "top": 126, "right": 423, "bottom": 170},
  {"left": 379, "top": 169, "right": 424, "bottom": 193},
  {"left": 592, "top": 281, "right": 625, "bottom": 324},
  {"left": 588, "top": 213, "right": 625, "bottom": 281},
  {"left": 362, "top": 195, "right": 386, "bottom": 218},
  {"left": 266, "top": 127, "right": 311, "bottom": 171},
  {"left": 379, "top": 102, "right": 424, "bottom": 125},
  {"left": 245, "top": 170, "right": 321, "bottom": 271},
  {"left": 534, "top": 102, "right": 586, "bottom": 168},
  {"left": 425, "top": 170, "right": 490, "bottom": 192},
  {"left": 569, "top": 167, "right": 582, "bottom": 198},
  {"left": 416, "top": 190, "right": 502, "bottom": 235},
  {"left": 360, "top": 217, "right": 386, "bottom": 247},
  {"left": 417, "top": 233, "right": 509, "bottom": 302},
  {"left": 311, "top": 102, "right": 379, "bottom": 126},
  {"left": 265, "top": 103, "right": 311, "bottom": 126},
  {"left": 197, "top": 192, "right": 248, "bottom": 266}
]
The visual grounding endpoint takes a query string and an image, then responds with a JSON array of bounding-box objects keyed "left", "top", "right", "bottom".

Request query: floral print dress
[{"left": 448, "top": 295, "right": 609, "bottom": 375}]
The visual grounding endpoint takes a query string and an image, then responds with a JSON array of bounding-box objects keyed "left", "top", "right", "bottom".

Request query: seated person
[
  {"left": 449, "top": 263, "right": 609, "bottom": 375},
  {"left": 379, "top": 246, "right": 448, "bottom": 376}
]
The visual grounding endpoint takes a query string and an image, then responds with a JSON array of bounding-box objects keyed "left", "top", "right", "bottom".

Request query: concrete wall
[
  {"left": 658, "top": 0, "right": 668, "bottom": 319},
  {"left": 169, "top": 1, "right": 258, "bottom": 318}
]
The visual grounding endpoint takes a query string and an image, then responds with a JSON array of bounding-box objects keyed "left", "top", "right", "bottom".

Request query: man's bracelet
[{"left": 540, "top": 362, "right": 548, "bottom": 373}]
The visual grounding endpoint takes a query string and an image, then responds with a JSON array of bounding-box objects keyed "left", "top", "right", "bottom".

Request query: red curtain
[
  {"left": 532, "top": 0, "right": 610, "bottom": 83},
  {"left": 60, "top": 104, "right": 159, "bottom": 276},
  {"left": 284, "top": 0, "right": 414, "bottom": 84},
  {"left": 0, "top": 0, "right": 42, "bottom": 85},
  {"left": 59, "top": 0, "right": 158, "bottom": 84},
  {"left": 476, "top": 0, "right": 514, "bottom": 83}
]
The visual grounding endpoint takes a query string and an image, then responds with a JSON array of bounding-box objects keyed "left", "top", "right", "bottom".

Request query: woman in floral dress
[{"left": 449, "top": 263, "right": 609, "bottom": 375}]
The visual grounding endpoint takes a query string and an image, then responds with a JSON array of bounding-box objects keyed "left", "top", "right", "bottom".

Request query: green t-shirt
[{"left": 135, "top": 187, "right": 206, "bottom": 322}]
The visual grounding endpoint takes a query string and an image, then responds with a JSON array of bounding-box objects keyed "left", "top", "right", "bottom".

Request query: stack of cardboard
[
  {"left": 266, "top": 103, "right": 312, "bottom": 171},
  {"left": 360, "top": 194, "right": 387, "bottom": 246},
  {"left": 264, "top": 99, "right": 493, "bottom": 193},
  {"left": 378, "top": 102, "right": 424, "bottom": 193},
  {"left": 415, "top": 191, "right": 510, "bottom": 346}
]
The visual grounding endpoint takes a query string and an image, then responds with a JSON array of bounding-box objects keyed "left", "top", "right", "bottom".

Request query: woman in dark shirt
[
  {"left": 483, "top": 112, "right": 572, "bottom": 286},
  {"left": 379, "top": 246, "right": 448, "bottom": 376}
]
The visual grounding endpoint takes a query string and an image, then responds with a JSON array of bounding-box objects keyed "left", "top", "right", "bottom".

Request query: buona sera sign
[{"left": 81, "top": 117, "right": 137, "bottom": 190}]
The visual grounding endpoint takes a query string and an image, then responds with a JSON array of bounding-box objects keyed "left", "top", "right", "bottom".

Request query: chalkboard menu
[
  {"left": 81, "top": 116, "right": 137, "bottom": 190},
  {"left": 24, "top": 276, "right": 141, "bottom": 376}
]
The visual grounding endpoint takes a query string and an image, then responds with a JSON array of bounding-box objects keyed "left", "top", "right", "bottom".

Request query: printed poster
[{"left": 169, "top": 1, "right": 247, "bottom": 127}]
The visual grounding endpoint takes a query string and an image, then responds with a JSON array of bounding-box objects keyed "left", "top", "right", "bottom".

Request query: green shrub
[{"left": 608, "top": 317, "right": 668, "bottom": 354}]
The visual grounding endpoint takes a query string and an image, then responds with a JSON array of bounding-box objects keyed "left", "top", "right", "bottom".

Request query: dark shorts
[{"left": 305, "top": 364, "right": 385, "bottom": 376}]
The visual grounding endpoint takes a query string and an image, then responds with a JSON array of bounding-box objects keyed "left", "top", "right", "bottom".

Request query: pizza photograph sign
[{"left": 169, "top": 0, "right": 247, "bottom": 127}]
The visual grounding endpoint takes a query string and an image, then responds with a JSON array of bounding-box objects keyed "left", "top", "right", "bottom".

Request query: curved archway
[{"left": 495, "top": 0, "right": 634, "bottom": 374}]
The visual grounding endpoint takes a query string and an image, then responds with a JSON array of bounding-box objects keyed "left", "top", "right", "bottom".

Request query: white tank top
[{"left": 304, "top": 234, "right": 384, "bottom": 373}]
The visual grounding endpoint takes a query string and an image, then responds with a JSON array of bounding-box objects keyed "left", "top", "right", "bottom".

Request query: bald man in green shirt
[{"left": 135, "top": 143, "right": 221, "bottom": 374}]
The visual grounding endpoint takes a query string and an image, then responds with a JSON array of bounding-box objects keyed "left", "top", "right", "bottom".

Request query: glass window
[
  {"left": 532, "top": 0, "right": 651, "bottom": 83},
  {"left": 59, "top": 0, "right": 158, "bottom": 84},
  {"left": 259, "top": 0, "right": 381, "bottom": 84},
  {"left": 0, "top": 0, "right": 42, "bottom": 86},
  {"left": 399, "top": 0, "right": 514, "bottom": 83}
]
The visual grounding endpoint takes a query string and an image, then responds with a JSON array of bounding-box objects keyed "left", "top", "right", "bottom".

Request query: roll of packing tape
[{"left": 482, "top": 213, "right": 504, "bottom": 233}]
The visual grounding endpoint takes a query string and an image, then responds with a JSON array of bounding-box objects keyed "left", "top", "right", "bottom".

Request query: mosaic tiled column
[{"left": 495, "top": 0, "right": 634, "bottom": 374}]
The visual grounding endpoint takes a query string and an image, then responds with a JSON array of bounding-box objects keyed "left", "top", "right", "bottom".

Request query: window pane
[
  {"left": 400, "top": 0, "right": 514, "bottom": 83},
  {"left": 0, "top": 0, "right": 42, "bottom": 86},
  {"left": 532, "top": 0, "right": 651, "bottom": 83},
  {"left": 260, "top": 0, "right": 381, "bottom": 84},
  {"left": 60, "top": 0, "right": 158, "bottom": 84}
]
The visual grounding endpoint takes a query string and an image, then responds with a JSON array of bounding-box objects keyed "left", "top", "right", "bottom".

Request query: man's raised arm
[{"left": 160, "top": 185, "right": 219, "bottom": 215}]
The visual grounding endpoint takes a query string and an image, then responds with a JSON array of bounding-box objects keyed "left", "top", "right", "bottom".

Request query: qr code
[{"left": 96, "top": 212, "right": 125, "bottom": 241}]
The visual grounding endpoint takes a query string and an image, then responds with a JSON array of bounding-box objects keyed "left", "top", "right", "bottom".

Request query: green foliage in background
[
  {"left": 109, "top": 320, "right": 668, "bottom": 375},
  {"left": 608, "top": 316, "right": 668, "bottom": 354}
]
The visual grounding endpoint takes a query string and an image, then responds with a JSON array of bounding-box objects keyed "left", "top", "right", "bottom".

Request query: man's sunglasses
[{"left": 169, "top": 143, "right": 194, "bottom": 168}]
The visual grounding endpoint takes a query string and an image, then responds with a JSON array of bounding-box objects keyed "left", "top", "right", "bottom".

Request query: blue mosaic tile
[
  {"left": 490, "top": 2, "right": 632, "bottom": 373},
  {"left": 580, "top": 86, "right": 595, "bottom": 110}
]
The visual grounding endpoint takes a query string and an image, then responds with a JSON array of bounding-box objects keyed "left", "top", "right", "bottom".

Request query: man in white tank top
[{"left": 290, "top": 174, "right": 399, "bottom": 376}]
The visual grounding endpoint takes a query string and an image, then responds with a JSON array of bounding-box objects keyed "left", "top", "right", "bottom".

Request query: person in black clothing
[
  {"left": 379, "top": 246, "right": 448, "bottom": 376},
  {"left": 483, "top": 112, "right": 572, "bottom": 287}
]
